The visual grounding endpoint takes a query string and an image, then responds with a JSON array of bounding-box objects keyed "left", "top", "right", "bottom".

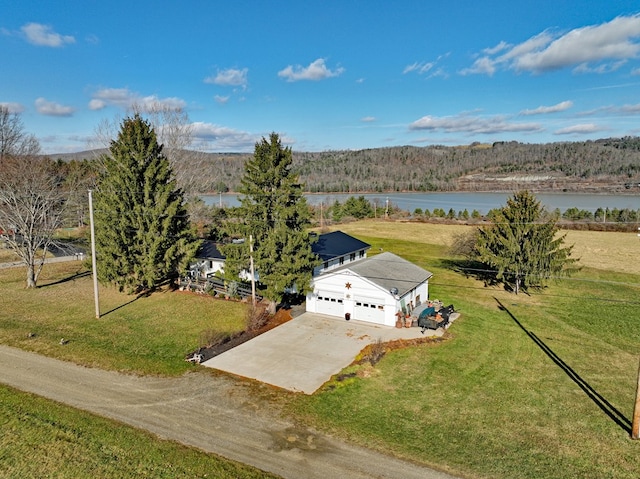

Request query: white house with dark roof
[
  {"left": 306, "top": 251, "right": 433, "bottom": 327},
  {"left": 191, "top": 231, "right": 370, "bottom": 280},
  {"left": 311, "top": 230, "right": 370, "bottom": 275}
]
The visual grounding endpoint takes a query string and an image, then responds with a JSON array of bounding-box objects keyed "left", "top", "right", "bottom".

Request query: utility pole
[
  {"left": 249, "top": 234, "right": 256, "bottom": 306},
  {"left": 385, "top": 197, "right": 389, "bottom": 220},
  {"left": 632, "top": 357, "right": 640, "bottom": 439},
  {"left": 88, "top": 190, "right": 100, "bottom": 319}
]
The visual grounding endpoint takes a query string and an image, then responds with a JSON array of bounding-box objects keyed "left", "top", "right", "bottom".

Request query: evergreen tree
[
  {"left": 94, "top": 115, "right": 199, "bottom": 293},
  {"left": 475, "top": 190, "right": 579, "bottom": 294},
  {"left": 223, "top": 133, "right": 318, "bottom": 306}
]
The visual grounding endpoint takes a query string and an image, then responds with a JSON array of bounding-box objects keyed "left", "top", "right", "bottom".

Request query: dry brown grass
[{"left": 328, "top": 219, "right": 640, "bottom": 275}]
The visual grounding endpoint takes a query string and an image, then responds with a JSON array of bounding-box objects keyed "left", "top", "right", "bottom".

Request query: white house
[
  {"left": 306, "top": 251, "right": 433, "bottom": 327},
  {"left": 191, "top": 231, "right": 369, "bottom": 280},
  {"left": 190, "top": 240, "right": 226, "bottom": 278},
  {"left": 311, "top": 230, "right": 370, "bottom": 276}
]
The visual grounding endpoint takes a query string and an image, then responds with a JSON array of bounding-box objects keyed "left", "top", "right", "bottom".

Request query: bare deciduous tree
[
  {"left": 90, "top": 102, "right": 212, "bottom": 197},
  {"left": 0, "top": 106, "right": 40, "bottom": 162},
  {"left": 0, "top": 156, "right": 67, "bottom": 288}
]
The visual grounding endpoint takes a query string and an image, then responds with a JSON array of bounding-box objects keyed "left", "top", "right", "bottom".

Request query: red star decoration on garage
[{"left": 345, "top": 282, "right": 352, "bottom": 289}]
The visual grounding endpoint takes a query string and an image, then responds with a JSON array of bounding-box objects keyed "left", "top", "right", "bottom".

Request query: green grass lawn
[
  {"left": 2, "top": 222, "right": 640, "bottom": 478},
  {"left": 0, "top": 262, "right": 246, "bottom": 375},
  {"left": 0, "top": 384, "right": 278, "bottom": 479},
  {"left": 287, "top": 225, "right": 640, "bottom": 478}
]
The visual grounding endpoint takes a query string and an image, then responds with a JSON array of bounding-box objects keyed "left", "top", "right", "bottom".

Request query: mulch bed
[{"left": 189, "top": 307, "right": 293, "bottom": 363}]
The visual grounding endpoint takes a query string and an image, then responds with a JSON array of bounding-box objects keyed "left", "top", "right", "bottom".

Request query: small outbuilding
[{"left": 306, "top": 251, "right": 433, "bottom": 327}]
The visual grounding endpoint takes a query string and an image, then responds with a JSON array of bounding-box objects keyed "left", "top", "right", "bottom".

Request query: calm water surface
[{"left": 203, "top": 192, "right": 640, "bottom": 215}]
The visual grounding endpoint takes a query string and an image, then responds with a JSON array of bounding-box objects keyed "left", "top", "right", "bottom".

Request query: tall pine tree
[
  {"left": 94, "top": 115, "right": 199, "bottom": 293},
  {"left": 475, "top": 190, "right": 578, "bottom": 294},
  {"left": 222, "top": 133, "right": 318, "bottom": 307}
]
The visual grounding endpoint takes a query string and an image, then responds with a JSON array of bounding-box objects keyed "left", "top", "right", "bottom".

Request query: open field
[
  {"left": 330, "top": 219, "right": 640, "bottom": 275},
  {"left": 293, "top": 221, "right": 640, "bottom": 478},
  {"left": 1, "top": 221, "right": 640, "bottom": 478}
]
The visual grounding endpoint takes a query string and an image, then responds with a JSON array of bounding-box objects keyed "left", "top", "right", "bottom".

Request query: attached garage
[{"left": 306, "top": 252, "right": 433, "bottom": 327}]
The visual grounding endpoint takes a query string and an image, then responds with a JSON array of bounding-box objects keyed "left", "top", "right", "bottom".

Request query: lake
[{"left": 203, "top": 192, "right": 640, "bottom": 215}]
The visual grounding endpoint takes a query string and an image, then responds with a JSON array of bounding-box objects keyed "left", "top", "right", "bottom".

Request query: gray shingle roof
[{"left": 331, "top": 252, "right": 432, "bottom": 296}]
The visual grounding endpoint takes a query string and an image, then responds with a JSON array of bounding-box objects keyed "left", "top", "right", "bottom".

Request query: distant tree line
[{"left": 53, "top": 137, "right": 640, "bottom": 195}]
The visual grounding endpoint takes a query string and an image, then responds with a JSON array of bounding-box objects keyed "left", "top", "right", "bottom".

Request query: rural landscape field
[{"left": 1, "top": 220, "right": 639, "bottom": 478}]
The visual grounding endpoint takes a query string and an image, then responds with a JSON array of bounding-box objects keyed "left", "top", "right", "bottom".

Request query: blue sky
[{"left": 2, "top": 1, "right": 640, "bottom": 154}]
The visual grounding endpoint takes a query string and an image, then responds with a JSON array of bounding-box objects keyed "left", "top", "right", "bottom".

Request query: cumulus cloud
[
  {"left": 190, "top": 122, "right": 259, "bottom": 151},
  {"left": 554, "top": 123, "right": 603, "bottom": 135},
  {"left": 0, "top": 102, "right": 25, "bottom": 113},
  {"left": 520, "top": 100, "right": 573, "bottom": 115},
  {"left": 35, "top": 98, "right": 75, "bottom": 116},
  {"left": 89, "top": 87, "right": 186, "bottom": 112},
  {"left": 463, "top": 14, "right": 640, "bottom": 75},
  {"left": 21, "top": 22, "right": 75, "bottom": 47},
  {"left": 204, "top": 67, "right": 248, "bottom": 88},
  {"left": 278, "top": 58, "right": 345, "bottom": 82},
  {"left": 409, "top": 113, "right": 542, "bottom": 134}
]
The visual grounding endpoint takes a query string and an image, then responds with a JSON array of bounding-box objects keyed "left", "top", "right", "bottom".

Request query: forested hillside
[{"left": 54, "top": 137, "right": 640, "bottom": 194}]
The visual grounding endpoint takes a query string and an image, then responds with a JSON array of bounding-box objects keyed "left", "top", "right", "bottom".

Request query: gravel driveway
[{"left": 0, "top": 345, "right": 458, "bottom": 479}]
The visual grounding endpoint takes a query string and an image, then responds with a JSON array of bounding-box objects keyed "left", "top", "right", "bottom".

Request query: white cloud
[
  {"left": 620, "top": 103, "right": 640, "bottom": 114},
  {"left": 554, "top": 123, "right": 602, "bottom": 135},
  {"left": 278, "top": 58, "right": 345, "bottom": 82},
  {"left": 190, "top": 122, "right": 259, "bottom": 151},
  {"left": 0, "top": 102, "right": 25, "bottom": 113},
  {"left": 460, "top": 56, "right": 496, "bottom": 76},
  {"left": 403, "top": 61, "right": 435, "bottom": 75},
  {"left": 204, "top": 67, "right": 248, "bottom": 88},
  {"left": 483, "top": 41, "right": 511, "bottom": 55},
  {"left": 404, "top": 54, "right": 449, "bottom": 77},
  {"left": 409, "top": 113, "right": 542, "bottom": 134},
  {"left": 90, "top": 87, "right": 186, "bottom": 112},
  {"left": 35, "top": 97, "right": 75, "bottom": 116},
  {"left": 361, "top": 116, "right": 376, "bottom": 122},
  {"left": 464, "top": 14, "right": 640, "bottom": 75},
  {"left": 88, "top": 99, "right": 106, "bottom": 110},
  {"left": 520, "top": 100, "right": 573, "bottom": 115},
  {"left": 21, "top": 22, "right": 75, "bottom": 47},
  {"left": 632, "top": 67, "right": 640, "bottom": 76},
  {"left": 214, "top": 95, "right": 230, "bottom": 105}
]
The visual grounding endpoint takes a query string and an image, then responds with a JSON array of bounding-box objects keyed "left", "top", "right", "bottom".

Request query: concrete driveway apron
[{"left": 202, "top": 312, "right": 442, "bottom": 394}]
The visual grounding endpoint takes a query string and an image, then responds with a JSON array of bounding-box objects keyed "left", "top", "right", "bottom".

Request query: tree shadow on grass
[
  {"left": 100, "top": 290, "right": 153, "bottom": 317},
  {"left": 441, "top": 258, "right": 501, "bottom": 287},
  {"left": 494, "top": 297, "right": 632, "bottom": 435},
  {"left": 37, "top": 270, "right": 91, "bottom": 288}
]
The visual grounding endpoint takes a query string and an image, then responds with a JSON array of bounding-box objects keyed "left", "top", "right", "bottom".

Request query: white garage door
[
  {"left": 354, "top": 297, "right": 386, "bottom": 324},
  {"left": 315, "top": 293, "right": 344, "bottom": 317}
]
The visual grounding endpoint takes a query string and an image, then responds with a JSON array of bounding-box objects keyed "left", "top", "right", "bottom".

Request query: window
[
  {"left": 323, "top": 261, "right": 328, "bottom": 270},
  {"left": 359, "top": 250, "right": 365, "bottom": 258},
  {"left": 339, "top": 257, "right": 344, "bottom": 265},
  {"left": 350, "top": 253, "right": 356, "bottom": 261}
]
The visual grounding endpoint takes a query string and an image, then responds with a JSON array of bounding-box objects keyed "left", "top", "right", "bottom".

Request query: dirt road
[{"left": 0, "top": 345, "right": 458, "bottom": 479}]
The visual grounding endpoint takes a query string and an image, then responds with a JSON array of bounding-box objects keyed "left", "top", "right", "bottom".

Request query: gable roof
[
  {"left": 330, "top": 252, "right": 432, "bottom": 296},
  {"left": 196, "top": 240, "right": 225, "bottom": 260},
  {"left": 312, "top": 230, "right": 370, "bottom": 261}
]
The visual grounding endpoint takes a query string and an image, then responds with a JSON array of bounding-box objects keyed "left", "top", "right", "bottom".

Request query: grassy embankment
[
  {"left": 0, "top": 384, "right": 278, "bottom": 479},
  {"left": 0, "top": 261, "right": 275, "bottom": 478},
  {"left": 288, "top": 220, "right": 640, "bottom": 479},
  {"left": 1, "top": 220, "right": 640, "bottom": 478}
]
